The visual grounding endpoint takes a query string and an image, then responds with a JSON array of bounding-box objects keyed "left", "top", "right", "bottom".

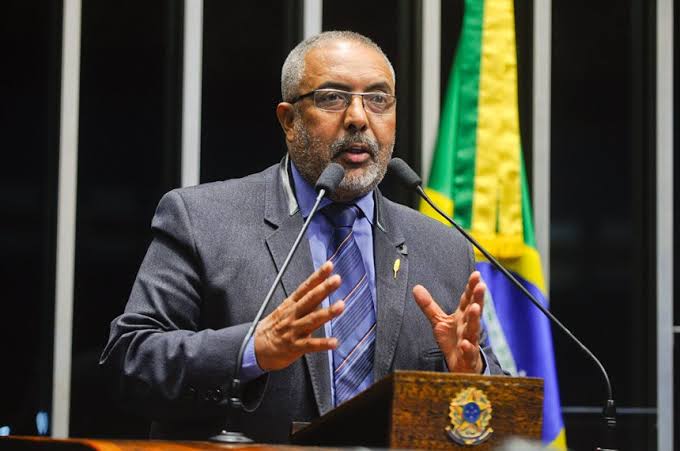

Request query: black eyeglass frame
[{"left": 289, "top": 88, "right": 397, "bottom": 114}]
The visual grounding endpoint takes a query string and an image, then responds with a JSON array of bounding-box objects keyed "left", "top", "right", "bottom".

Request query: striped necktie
[{"left": 323, "top": 203, "right": 376, "bottom": 406}]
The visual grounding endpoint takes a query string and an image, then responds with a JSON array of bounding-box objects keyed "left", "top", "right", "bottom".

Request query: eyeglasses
[{"left": 290, "top": 89, "right": 396, "bottom": 114}]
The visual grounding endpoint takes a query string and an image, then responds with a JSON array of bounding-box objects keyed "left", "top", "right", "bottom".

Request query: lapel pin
[{"left": 393, "top": 258, "right": 401, "bottom": 279}]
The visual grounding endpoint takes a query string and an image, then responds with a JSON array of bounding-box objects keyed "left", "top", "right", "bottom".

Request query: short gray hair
[{"left": 281, "top": 31, "right": 396, "bottom": 103}]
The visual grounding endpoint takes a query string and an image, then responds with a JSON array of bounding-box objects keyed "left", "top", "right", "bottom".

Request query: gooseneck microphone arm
[
  {"left": 210, "top": 162, "right": 345, "bottom": 444},
  {"left": 388, "top": 157, "right": 617, "bottom": 451}
]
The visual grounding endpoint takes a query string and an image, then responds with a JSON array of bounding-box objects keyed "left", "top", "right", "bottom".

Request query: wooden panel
[
  {"left": 291, "top": 370, "right": 543, "bottom": 448},
  {"left": 389, "top": 371, "right": 543, "bottom": 449}
]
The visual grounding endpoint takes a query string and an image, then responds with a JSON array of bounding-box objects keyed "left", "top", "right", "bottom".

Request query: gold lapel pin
[{"left": 393, "top": 258, "right": 401, "bottom": 279}]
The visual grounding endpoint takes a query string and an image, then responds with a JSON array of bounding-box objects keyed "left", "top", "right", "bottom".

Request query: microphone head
[
  {"left": 388, "top": 158, "right": 422, "bottom": 189},
  {"left": 315, "top": 162, "right": 345, "bottom": 194}
]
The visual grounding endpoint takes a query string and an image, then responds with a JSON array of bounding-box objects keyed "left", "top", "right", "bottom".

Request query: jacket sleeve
[{"left": 99, "top": 189, "right": 267, "bottom": 421}]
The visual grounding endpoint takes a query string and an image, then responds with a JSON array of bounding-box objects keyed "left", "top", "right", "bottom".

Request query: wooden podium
[
  {"left": 1, "top": 371, "right": 543, "bottom": 451},
  {"left": 291, "top": 370, "right": 543, "bottom": 449}
]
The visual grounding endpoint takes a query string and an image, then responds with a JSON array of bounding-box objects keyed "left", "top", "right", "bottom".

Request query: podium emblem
[{"left": 445, "top": 387, "right": 493, "bottom": 446}]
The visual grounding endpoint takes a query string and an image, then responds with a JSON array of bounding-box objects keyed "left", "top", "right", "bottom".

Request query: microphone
[
  {"left": 315, "top": 163, "right": 346, "bottom": 193},
  {"left": 387, "top": 157, "right": 618, "bottom": 451},
  {"left": 210, "top": 162, "right": 345, "bottom": 443}
]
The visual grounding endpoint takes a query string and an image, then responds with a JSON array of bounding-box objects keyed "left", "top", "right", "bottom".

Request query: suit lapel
[
  {"left": 372, "top": 192, "right": 408, "bottom": 382},
  {"left": 263, "top": 158, "right": 333, "bottom": 416}
]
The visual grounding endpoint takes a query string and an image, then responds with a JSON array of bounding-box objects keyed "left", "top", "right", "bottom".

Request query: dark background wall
[
  {"left": 550, "top": 1, "right": 658, "bottom": 449},
  {"left": 0, "top": 1, "right": 669, "bottom": 449},
  {"left": 1, "top": 0, "right": 61, "bottom": 436}
]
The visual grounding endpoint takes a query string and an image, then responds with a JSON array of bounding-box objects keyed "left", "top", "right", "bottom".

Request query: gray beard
[{"left": 290, "top": 120, "right": 393, "bottom": 202}]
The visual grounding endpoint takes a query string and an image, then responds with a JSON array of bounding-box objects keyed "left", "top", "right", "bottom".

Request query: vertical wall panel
[
  {"left": 200, "top": 1, "right": 302, "bottom": 183},
  {"left": 0, "top": 0, "right": 62, "bottom": 436},
  {"left": 53, "top": 0, "right": 82, "bottom": 437},
  {"left": 72, "top": 0, "right": 183, "bottom": 437},
  {"left": 303, "top": 0, "right": 322, "bottom": 39},
  {"left": 674, "top": 3, "right": 679, "bottom": 448},
  {"left": 551, "top": 1, "right": 657, "bottom": 449},
  {"left": 421, "top": 0, "right": 440, "bottom": 185},
  {"left": 181, "top": 0, "right": 203, "bottom": 188},
  {"left": 657, "top": 0, "right": 675, "bottom": 448},
  {"left": 533, "top": 0, "right": 551, "bottom": 287}
]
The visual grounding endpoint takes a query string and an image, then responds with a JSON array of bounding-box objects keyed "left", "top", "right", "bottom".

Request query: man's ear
[{"left": 276, "top": 102, "right": 297, "bottom": 143}]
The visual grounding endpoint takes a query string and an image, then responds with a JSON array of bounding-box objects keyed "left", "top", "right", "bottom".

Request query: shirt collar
[{"left": 290, "top": 159, "right": 375, "bottom": 225}]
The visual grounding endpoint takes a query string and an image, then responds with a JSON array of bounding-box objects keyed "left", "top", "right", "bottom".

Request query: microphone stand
[
  {"left": 416, "top": 184, "right": 618, "bottom": 451},
  {"left": 210, "top": 164, "right": 344, "bottom": 443}
]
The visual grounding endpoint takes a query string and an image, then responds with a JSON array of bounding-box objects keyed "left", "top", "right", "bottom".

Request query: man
[{"left": 101, "top": 31, "right": 503, "bottom": 444}]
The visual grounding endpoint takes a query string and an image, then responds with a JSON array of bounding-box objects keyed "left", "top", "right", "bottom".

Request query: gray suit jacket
[{"left": 100, "top": 158, "right": 503, "bottom": 443}]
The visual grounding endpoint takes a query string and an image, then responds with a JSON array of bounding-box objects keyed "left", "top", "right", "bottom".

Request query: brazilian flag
[{"left": 421, "top": 0, "right": 567, "bottom": 448}]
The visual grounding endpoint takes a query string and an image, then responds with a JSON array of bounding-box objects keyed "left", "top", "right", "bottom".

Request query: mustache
[{"left": 330, "top": 133, "right": 379, "bottom": 159}]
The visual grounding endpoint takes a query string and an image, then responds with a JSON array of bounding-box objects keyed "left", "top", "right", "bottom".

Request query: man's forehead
[{"left": 301, "top": 40, "right": 395, "bottom": 92}]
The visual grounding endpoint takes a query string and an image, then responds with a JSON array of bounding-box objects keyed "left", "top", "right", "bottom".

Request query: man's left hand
[{"left": 412, "top": 271, "right": 485, "bottom": 373}]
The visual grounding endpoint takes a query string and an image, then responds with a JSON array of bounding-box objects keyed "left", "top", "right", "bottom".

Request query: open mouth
[
  {"left": 346, "top": 143, "right": 369, "bottom": 153},
  {"left": 337, "top": 144, "right": 371, "bottom": 164}
]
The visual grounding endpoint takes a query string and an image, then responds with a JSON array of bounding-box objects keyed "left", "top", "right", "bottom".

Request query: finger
[
  {"left": 459, "top": 339, "right": 481, "bottom": 370},
  {"left": 293, "top": 300, "right": 345, "bottom": 336},
  {"left": 412, "top": 284, "right": 447, "bottom": 327},
  {"left": 462, "top": 302, "right": 482, "bottom": 345},
  {"left": 289, "top": 261, "right": 334, "bottom": 303},
  {"left": 471, "top": 281, "right": 485, "bottom": 310},
  {"left": 459, "top": 271, "right": 482, "bottom": 310},
  {"left": 295, "top": 337, "right": 339, "bottom": 354},
  {"left": 462, "top": 281, "right": 484, "bottom": 340},
  {"left": 295, "top": 274, "right": 341, "bottom": 317},
  {"left": 460, "top": 271, "right": 481, "bottom": 310}
]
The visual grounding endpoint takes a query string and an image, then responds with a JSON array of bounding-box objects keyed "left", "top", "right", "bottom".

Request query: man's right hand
[{"left": 254, "top": 261, "right": 344, "bottom": 371}]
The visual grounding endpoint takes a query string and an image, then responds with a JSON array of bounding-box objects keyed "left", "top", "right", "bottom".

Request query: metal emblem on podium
[{"left": 445, "top": 387, "right": 493, "bottom": 446}]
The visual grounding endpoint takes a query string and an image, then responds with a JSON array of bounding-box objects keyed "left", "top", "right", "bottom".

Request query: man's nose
[{"left": 343, "top": 95, "right": 368, "bottom": 131}]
